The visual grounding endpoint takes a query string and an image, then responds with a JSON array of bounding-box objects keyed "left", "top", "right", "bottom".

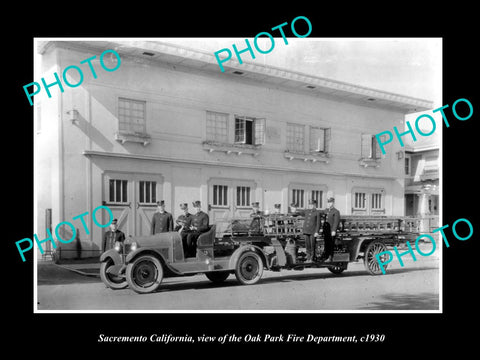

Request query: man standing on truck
[
  {"left": 321, "top": 197, "right": 341, "bottom": 262},
  {"left": 186, "top": 201, "right": 210, "bottom": 257},
  {"left": 303, "top": 199, "right": 320, "bottom": 262}
]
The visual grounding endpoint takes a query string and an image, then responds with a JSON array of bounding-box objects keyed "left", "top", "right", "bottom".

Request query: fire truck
[{"left": 100, "top": 213, "right": 419, "bottom": 294}]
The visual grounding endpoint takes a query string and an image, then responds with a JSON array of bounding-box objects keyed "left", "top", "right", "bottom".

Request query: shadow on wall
[
  {"left": 359, "top": 292, "right": 439, "bottom": 310},
  {"left": 74, "top": 112, "right": 114, "bottom": 152}
]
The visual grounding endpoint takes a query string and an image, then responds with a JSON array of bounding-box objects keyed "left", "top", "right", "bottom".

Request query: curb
[{"left": 54, "top": 263, "right": 100, "bottom": 278}]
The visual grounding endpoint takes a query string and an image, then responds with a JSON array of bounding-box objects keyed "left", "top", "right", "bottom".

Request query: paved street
[{"left": 36, "top": 249, "right": 439, "bottom": 311}]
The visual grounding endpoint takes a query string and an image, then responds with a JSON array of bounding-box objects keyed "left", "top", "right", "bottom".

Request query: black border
[{"left": 8, "top": 5, "right": 479, "bottom": 354}]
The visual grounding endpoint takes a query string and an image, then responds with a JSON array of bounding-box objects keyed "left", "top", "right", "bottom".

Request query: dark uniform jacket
[
  {"left": 325, "top": 206, "right": 341, "bottom": 232},
  {"left": 303, "top": 209, "right": 320, "bottom": 235},
  {"left": 191, "top": 211, "right": 209, "bottom": 233},
  {"left": 250, "top": 210, "right": 263, "bottom": 217},
  {"left": 103, "top": 230, "right": 125, "bottom": 252},
  {"left": 175, "top": 213, "right": 192, "bottom": 231},
  {"left": 151, "top": 211, "right": 174, "bottom": 234}
]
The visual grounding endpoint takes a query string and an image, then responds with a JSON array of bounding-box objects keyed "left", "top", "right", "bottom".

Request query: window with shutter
[
  {"left": 361, "top": 133, "right": 372, "bottom": 158},
  {"left": 310, "top": 127, "right": 326, "bottom": 152},
  {"left": 254, "top": 118, "right": 266, "bottom": 145}
]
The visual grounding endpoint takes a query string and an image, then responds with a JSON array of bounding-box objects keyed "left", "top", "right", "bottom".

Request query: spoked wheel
[
  {"left": 126, "top": 255, "right": 163, "bottom": 294},
  {"left": 100, "top": 258, "right": 128, "bottom": 289},
  {"left": 364, "top": 241, "right": 389, "bottom": 275},
  {"left": 235, "top": 251, "right": 264, "bottom": 285},
  {"left": 327, "top": 262, "right": 348, "bottom": 275},
  {"left": 205, "top": 271, "right": 231, "bottom": 283}
]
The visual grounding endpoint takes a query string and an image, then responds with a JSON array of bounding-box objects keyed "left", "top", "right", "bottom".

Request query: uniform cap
[
  {"left": 156, "top": 200, "right": 165, "bottom": 206},
  {"left": 192, "top": 200, "right": 201, "bottom": 208}
]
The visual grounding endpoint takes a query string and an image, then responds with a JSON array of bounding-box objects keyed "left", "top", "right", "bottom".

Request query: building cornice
[
  {"left": 38, "top": 39, "right": 433, "bottom": 114},
  {"left": 83, "top": 150, "right": 401, "bottom": 180}
]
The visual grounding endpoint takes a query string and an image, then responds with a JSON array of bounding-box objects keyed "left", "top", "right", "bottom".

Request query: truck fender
[
  {"left": 350, "top": 237, "right": 375, "bottom": 260},
  {"left": 100, "top": 249, "right": 122, "bottom": 264},
  {"left": 125, "top": 248, "right": 182, "bottom": 276},
  {"left": 228, "top": 244, "right": 269, "bottom": 270}
]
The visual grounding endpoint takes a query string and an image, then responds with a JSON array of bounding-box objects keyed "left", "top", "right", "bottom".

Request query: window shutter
[
  {"left": 254, "top": 118, "right": 266, "bottom": 145},
  {"left": 324, "top": 128, "right": 331, "bottom": 154},
  {"left": 374, "top": 135, "right": 381, "bottom": 159},
  {"left": 361, "top": 134, "right": 371, "bottom": 158}
]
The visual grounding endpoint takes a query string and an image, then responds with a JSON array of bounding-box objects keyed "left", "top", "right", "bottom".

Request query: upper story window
[
  {"left": 286, "top": 123, "right": 305, "bottom": 152},
  {"left": 405, "top": 156, "right": 411, "bottom": 175},
  {"left": 361, "top": 133, "right": 385, "bottom": 160},
  {"left": 118, "top": 98, "right": 146, "bottom": 135},
  {"left": 206, "top": 111, "right": 228, "bottom": 143},
  {"left": 310, "top": 127, "right": 331, "bottom": 153},
  {"left": 234, "top": 116, "right": 265, "bottom": 145}
]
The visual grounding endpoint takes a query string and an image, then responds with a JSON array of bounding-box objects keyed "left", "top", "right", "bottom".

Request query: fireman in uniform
[
  {"left": 250, "top": 202, "right": 263, "bottom": 217},
  {"left": 303, "top": 199, "right": 320, "bottom": 262},
  {"left": 186, "top": 201, "right": 210, "bottom": 257},
  {"left": 249, "top": 202, "right": 263, "bottom": 233},
  {"left": 321, "top": 197, "right": 341, "bottom": 262},
  {"left": 151, "top": 200, "right": 174, "bottom": 235},
  {"left": 103, "top": 218, "right": 125, "bottom": 252},
  {"left": 175, "top": 203, "right": 192, "bottom": 254}
]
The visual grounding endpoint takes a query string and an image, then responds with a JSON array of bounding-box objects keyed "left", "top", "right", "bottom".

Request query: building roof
[{"left": 37, "top": 39, "right": 433, "bottom": 114}]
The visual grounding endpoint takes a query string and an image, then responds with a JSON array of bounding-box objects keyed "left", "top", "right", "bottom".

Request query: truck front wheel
[{"left": 126, "top": 254, "right": 164, "bottom": 294}]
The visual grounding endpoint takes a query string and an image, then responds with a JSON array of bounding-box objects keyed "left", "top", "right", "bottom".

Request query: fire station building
[{"left": 34, "top": 40, "right": 433, "bottom": 259}]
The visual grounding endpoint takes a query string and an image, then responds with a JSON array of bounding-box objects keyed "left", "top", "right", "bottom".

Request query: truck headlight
[
  {"left": 114, "top": 241, "right": 121, "bottom": 252},
  {"left": 130, "top": 241, "right": 138, "bottom": 252}
]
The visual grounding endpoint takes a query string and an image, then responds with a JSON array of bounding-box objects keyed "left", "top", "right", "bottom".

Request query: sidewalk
[{"left": 50, "top": 257, "right": 101, "bottom": 277}]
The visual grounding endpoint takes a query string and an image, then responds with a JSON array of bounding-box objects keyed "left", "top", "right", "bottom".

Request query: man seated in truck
[
  {"left": 186, "top": 201, "right": 210, "bottom": 257},
  {"left": 175, "top": 203, "right": 192, "bottom": 256}
]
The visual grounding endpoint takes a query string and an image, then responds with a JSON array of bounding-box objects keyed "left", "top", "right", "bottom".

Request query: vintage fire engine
[{"left": 100, "top": 213, "right": 419, "bottom": 294}]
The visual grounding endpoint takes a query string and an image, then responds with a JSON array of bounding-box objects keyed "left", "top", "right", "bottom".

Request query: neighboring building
[
  {"left": 34, "top": 40, "right": 433, "bottom": 259},
  {"left": 404, "top": 143, "right": 439, "bottom": 232}
]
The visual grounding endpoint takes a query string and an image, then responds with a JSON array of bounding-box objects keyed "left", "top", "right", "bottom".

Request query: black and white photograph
[{"left": 32, "top": 37, "right": 442, "bottom": 312}]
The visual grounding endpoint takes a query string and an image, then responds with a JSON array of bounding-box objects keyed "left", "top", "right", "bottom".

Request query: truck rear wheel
[
  {"left": 235, "top": 251, "right": 263, "bottom": 285},
  {"left": 364, "top": 241, "right": 388, "bottom": 275},
  {"left": 126, "top": 254, "right": 163, "bottom": 294}
]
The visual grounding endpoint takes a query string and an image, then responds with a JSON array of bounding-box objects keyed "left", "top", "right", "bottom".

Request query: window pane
[
  {"left": 109, "top": 180, "right": 115, "bottom": 202},
  {"left": 223, "top": 186, "right": 228, "bottom": 206},
  {"left": 213, "top": 185, "right": 218, "bottom": 205},
  {"left": 235, "top": 117, "right": 246, "bottom": 143},
  {"left": 115, "top": 180, "right": 121, "bottom": 202},
  {"left": 206, "top": 111, "right": 228, "bottom": 143},
  {"left": 246, "top": 187, "right": 250, "bottom": 206},
  {"left": 118, "top": 98, "right": 146, "bottom": 134},
  {"left": 287, "top": 123, "right": 304, "bottom": 152},
  {"left": 236, "top": 187, "right": 241, "bottom": 206},
  {"left": 145, "top": 181, "right": 150, "bottom": 203},
  {"left": 139, "top": 181, "right": 144, "bottom": 203},
  {"left": 151, "top": 182, "right": 156, "bottom": 203},
  {"left": 122, "top": 180, "right": 128, "bottom": 202}
]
